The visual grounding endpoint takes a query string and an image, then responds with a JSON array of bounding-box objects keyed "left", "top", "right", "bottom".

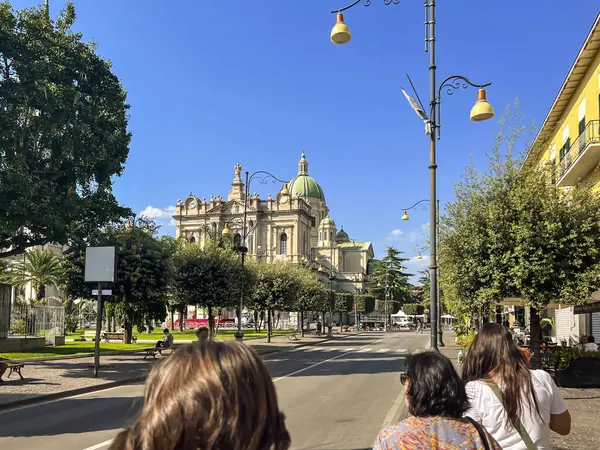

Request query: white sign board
[
  {"left": 85, "top": 246, "right": 117, "bottom": 283},
  {"left": 92, "top": 290, "right": 113, "bottom": 296}
]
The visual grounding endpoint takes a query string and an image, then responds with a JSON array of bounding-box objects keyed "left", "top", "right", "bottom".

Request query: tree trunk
[
  {"left": 267, "top": 308, "right": 272, "bottom": 343},
  {"left": 254, "top": 310, "right": 260, "bottom": 333},
  {"left": 123, "top": 317, "right": 133, "bottom": 344},
  {"left": 179, "top": 305, "right": 185, "bottom": 332},
  {"left": 339, "top": 312, "right": 343, "bottom": 333},
  {"left": 300, "top": 311, "right": 304, "bottom": 337},
  {"left": 207, "top": 305, "right": 215, "bottom": 341},
  {"left": 530, "top": 306, "right": 542, "bottom": 370},
  {"left": 37, "top": 285, "right": 45, "bottom": 302},
  {"left": 170, "top": 309, "right": 175, "bottom": 331}
]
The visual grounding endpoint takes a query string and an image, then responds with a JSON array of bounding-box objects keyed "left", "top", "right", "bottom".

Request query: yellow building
[{"left": 522, "top": 13, "right": 600, "bottom": 342}]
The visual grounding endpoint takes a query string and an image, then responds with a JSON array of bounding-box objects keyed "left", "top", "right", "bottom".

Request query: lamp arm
[
  {"left": 402, "top": 199, "right": 430, "bottom": 211},
  {"left": 330, "top": 0, "right": 399, "bottom": 14},
  {"left": 434, "top": 75, "right": 492, "bottom": 139}
]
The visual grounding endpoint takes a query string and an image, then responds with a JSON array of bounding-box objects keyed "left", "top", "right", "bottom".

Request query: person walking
[
  {"left": 110, "top": 341, "right": 290, "bottom": 450},
  {"left": 373, "top": 352, "right": 500, "bottom": 449},
  {"left": 462, "top": 323, "right": 571, "bottom": 450}
]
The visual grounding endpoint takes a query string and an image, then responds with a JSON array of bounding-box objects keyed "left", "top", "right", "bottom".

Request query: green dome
[
  {"left": 336, "top": 227, "right": 349, "bottom": 242},
  {"left": 319, "top": 216, "right": 336, "bottom": 228},
  {"left": 288, "top": 151, "right": 325, "bottom": 201}
]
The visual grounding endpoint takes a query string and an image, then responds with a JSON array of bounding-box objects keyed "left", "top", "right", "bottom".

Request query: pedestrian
[
  {"left": 195, "top": 326, "right": 209, "bottom": 343},
  {"left": 109, "top": 341, "right": 290, "bottom": 450},
  {"left": 316, "top": 321, "right": 322, "bottom": 334},
  {"left": 373, "top": 351, "right": 500, "bottom": 450},
  {"left": 462, "top": 322, "right": 571, "bottom": 449},
  {"left": 156, "top": 328, "right": 173, "bottom": 349},
  {"left": 584, "top": 335, "right": 599, "bottom": 352}
]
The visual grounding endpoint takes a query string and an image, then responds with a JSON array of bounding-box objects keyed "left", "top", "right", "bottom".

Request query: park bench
[
  {"left": 142, "top": 345, "right": 178, "bottom": 359},
  {"left": 6, "top": 363, "right": 25, "bottom": 380},
  {"left": 103, "top": 332, "right": 137, "bottom": 343}
]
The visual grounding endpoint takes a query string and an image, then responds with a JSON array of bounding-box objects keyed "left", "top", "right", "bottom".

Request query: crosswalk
[{"left": 302, "top": 346, "right": 411, "bottom": 355}]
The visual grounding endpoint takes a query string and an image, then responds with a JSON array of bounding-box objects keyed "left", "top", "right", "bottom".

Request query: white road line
[
  {"left": 396, "top": 349, "right": 408, "bottom": 353},
  {"left": 272, "top": 339, "right": 382, "bottom": 382},
  {"left": 358, "top": 348, "right": 372, "bottom": 353},
  {"left": 344, "top": 347, "right": 356, "bottom": 351},
  {"left": 376, "top": 348, "right": 390, "bottom": 353},
  {"left": 82, "top": 438, "right": 115, "bottom": 450}
]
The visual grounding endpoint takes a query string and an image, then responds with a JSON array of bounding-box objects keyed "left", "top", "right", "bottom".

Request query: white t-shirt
[{"left": 465, "top": 370, "right": 567, "bottom": 450}]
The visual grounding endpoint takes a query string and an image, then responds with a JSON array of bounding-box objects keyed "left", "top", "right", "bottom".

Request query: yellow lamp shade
[
  {"left": 281, "top": 183, "right": 290, "bottom": 196},
  {"left": 331, "top": 13, "right": 351, "bottom": 44},
  {"left": 470, "top": 89, "right": 495, "bottom": 122},
  {"left": 417, "top": 253, "right": 423, "bottom": 260},
  {"left": 222, "top": 223, "right": 231, "bottom": 237},
  {"left": 401, "top": 210, "right": 409, "bottom": 221}
]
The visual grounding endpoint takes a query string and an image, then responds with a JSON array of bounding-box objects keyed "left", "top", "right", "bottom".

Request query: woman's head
[
  {"left": 402, "top": 351, "right": 469, "bottom": 419},
  {"left": 111, "top": 341, "right": 290, "bottom": 450},
  {"left": 462, "top": 322, "right": 539, "bottom": 429}
]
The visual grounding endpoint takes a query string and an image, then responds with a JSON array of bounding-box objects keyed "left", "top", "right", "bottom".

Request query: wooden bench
[
  {"left": 142, "top": 345, "right": 178, "bottom": 359},
  {"left": 6, "top": 363, "right": 25, "bottom": 380},
  {"left": 102, "top": 332, "right": 137, "bottom": 343}
]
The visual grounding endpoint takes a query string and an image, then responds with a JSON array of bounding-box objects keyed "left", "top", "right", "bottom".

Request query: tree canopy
[
  {"left": 368, "top": 247, "right": 411, "bottom": 313},
  {"left": 0, "top": 2, "right": 131, "bottom": 257}
]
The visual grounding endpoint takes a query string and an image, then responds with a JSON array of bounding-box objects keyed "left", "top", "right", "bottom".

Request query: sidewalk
[
  {"left": 440, "top": 331, "right": 599, "bottom": 449},
  {"left": 0, "top": 331, "right": 356, "bottom": 409}
]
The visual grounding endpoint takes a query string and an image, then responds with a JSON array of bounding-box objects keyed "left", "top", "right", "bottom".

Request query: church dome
[
  {"left": 336, "top": 227, "right": 349, "bottom": 243},
  {"left": 288, "top": 152, "right": 325, "bottom": 201},
  {"left": 319, "top": 216, "right": 336, "bottom": 228}
]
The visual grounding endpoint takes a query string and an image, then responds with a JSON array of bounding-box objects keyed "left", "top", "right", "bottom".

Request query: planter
[{"left": 557, "top": 356, "right": 600, "bottom": 388}]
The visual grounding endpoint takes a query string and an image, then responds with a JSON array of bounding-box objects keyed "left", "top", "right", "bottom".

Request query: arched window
[
  {"left": 280, "top": 233, "right": 288, "bottom": 255},
  {"left": 234, "top": 233, "right": 242, "bottom": 248},
  {"left": 189, "top": 236, "right": 196, "bottom": 244}
]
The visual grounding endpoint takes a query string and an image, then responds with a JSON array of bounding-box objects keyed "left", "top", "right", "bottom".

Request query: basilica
[{"left": 173, "top": 152, "right": 374, "bottom": 295}]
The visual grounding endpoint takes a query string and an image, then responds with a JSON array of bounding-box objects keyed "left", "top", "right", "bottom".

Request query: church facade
[{"left": 173, "top": 153, "right": 374, "bottom": 295}]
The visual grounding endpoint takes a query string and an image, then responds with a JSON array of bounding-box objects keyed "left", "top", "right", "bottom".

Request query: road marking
[
  {"left": 376, "top": 348, "right": 390, "bottom": 353},
  {"left": 272, "top": 339, "right": 382, "bottom": 382},
  {"left": 396, "top": 348, "right": 408, "bottom": 353},
  {"left": 344, "top": 347, "right": 355, "bottom": 351},
  {"left": 358, "top": 348, "right": 372, "bottom": 353},
  {"left": 82, "top": 438, "right": 115, "bottom": 450}
]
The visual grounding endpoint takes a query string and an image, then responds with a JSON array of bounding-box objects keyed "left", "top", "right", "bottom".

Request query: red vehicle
[{"left": 168, "top": 318, "right": 235, "bottom": 329}]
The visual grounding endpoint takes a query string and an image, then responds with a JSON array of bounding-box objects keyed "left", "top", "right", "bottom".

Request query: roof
[
  {"left": 319, "top": 216, "right": 336, "bottom": 228},
  {"left": 289, "top": 174, "right": 325, "bottom": 201},
  {"left": 523, "top": 13, "right": 600, "bottom": 166},
  {"left": 338, "top": 241, "right": 372, "bottom": 252}
]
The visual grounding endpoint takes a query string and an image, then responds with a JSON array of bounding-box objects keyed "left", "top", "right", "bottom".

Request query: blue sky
[{"left": 11, "top": 0, "right": 599, "bottom": 277}]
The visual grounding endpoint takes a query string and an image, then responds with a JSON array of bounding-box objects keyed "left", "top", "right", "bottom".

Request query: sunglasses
[{"left": 400, "top": 373, "right": 410, "bottom": 385}]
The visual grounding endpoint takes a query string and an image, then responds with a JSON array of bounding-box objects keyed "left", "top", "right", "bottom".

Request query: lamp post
[
  {"left": 402, "top": 199, "right": 444, "bottom": 347},
  {"left": 329, "top": 0, "right": 495, "bottom": 351},
  {"left": 222, "top": 170, "right": 289, "bottom": 342}
]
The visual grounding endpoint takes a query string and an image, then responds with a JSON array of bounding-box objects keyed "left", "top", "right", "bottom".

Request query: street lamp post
[
  {"left": 222, "top": 170, "right": 289, "bottom": 342},
  {"left": 329, "top": 0, "right": 495, "bottom": 351},
  {"left": 402, "top": 199, "right": 444, "bottom": 347}
]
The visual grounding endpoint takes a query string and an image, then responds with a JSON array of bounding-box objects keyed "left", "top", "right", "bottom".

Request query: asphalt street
[{"left": 0, "top": 331, "right": 428, "bottom": 450}]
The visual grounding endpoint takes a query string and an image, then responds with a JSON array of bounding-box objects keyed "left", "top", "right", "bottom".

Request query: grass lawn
[
  {"left": 0, "top": 342, "right": 148, "bottom": 361},
  {"left": 67, "top": 328, "right": 296, "bottom": 341}
]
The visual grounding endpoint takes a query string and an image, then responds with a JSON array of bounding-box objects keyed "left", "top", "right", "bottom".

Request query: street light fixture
[{"left": 329, "top": 0, "right": 494, "bottom": 351}]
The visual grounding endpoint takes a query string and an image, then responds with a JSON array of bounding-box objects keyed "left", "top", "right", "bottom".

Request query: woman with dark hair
[
  {"left": 110, "top": 341, "right": 290, "bottom": 450},
  {"left": 462, "top": 323, "right": 571, "bottom": 450},
  {"left": 374, "top": 352, "right": 500, "bottom": 449}
]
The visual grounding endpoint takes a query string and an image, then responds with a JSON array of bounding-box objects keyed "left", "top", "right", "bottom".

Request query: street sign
[
  {"left": 574, "top": 301, "right": 600, "bottom": 315},
  {"left": 91, "top": 289, "right": 112, "bottom": 296}
]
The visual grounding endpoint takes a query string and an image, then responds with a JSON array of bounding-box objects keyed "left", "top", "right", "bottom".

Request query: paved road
[{"left": 0, "top": 331, "right": 428, "bottom": 450}]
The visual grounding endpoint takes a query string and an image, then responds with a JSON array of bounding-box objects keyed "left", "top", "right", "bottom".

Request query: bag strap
[
  {"left": 484, "top": 380, "right": 537, "bottom": 450},
  {"left": 465, "top": 416, "right": 490, "bottom": 450}
]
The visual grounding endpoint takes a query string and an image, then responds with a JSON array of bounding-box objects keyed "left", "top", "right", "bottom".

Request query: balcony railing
[{"left": 558, "top": 120, "right": 600, "bottom": 182}]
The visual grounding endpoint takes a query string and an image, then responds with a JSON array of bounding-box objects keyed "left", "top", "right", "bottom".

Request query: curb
[{"left": 0, "top": 333, "right": 361, "bottom": 411}]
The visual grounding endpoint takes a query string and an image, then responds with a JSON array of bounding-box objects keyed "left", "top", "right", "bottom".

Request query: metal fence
[{"left": 9, "top": 304, "right": 65, "bottom": 338}]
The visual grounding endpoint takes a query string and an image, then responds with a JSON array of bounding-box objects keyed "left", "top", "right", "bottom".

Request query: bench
[
  {"left": 102, "top": 332, "right": 137, "bottom": 343},
  {"left": 6, "top": 363, "right": 25, "bottom": 380},
  {"left": 283, "top": 333, "right": 299, "bottom": 341},
  {"left": 142, "top": 346, "right": 177, "bottom": 359}
]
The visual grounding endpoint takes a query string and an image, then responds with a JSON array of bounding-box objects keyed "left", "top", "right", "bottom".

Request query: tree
[
  {"left": 0, "top": 2, "right": 131, "bottom": 258},
  {"left": 63, "top": 218, "right": 171, "bottom": 343},
  {"left": 355, "top": 294, "right": 376, "bottom": 315},
  {"left": 4, "top": 248, "right": 63, "bottom": 301},
  {"left": 290, "top": 266, "right": 327, "bottom": 337},
  {"left": 403, "top": 303, "right": 424, "bottom": 316},
  {"left": 250, "top": 262, "right": 299, "bottom": 343},
  {"left": 439, "top": 101, "right": 600, "bottom": 367},
  {"left": 172, "top": 242, "right": 242, "bottom": 339},
  {"left": 368, "top": 247, "right": 412, "bottom": 317}
]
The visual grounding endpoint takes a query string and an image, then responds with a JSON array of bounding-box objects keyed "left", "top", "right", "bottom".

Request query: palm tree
[{"left": 7, "top": 249, "right": 64, "bottom": 302}]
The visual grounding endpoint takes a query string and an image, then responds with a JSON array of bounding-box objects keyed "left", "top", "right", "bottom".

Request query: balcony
[{"left": 557, "top": 120, "right": 600, "bottom": 187}]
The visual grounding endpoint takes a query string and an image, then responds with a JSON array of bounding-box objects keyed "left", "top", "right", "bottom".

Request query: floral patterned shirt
[{"left": 373, "top": 416, "right": 501, "bottom": 450}]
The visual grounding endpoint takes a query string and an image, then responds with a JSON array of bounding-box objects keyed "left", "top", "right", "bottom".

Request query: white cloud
[
  {"left": 385, "top": 229, "right": 404, "bottom": 240},
  {"left": 169, "top": 219, "right": 177, "bottom": 226},
  {"left": 139, "top": 205, "right": 176, "bottom": 220}
]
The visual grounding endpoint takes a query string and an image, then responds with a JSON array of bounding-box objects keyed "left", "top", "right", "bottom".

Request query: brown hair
[
  {"left": 110, "top": 341, "right": 290, "bottom": 450},
  {"left": 461, "top": 323, "right": 540, "bottom": 429}
]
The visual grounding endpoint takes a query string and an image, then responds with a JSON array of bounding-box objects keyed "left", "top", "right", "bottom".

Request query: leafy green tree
[
  {"left": 355, "top": 294, "right": 376, "bottom": 315},
  {"left": 63, "top": 218, "right": 171, "bottom": 343},
  {"left": 250, "top": 262, "right": 299, "bottom": 342},
  {"left": 440, "top": 101, "right": 600, "bottom": 367},
  {"left": 403, "top": 303, "right": 424, "bottom": 316},
  {"left": 0, "top": 2, "right": 131, "bottom": 258},
  {"left": 4, "top": 248, "right": 63, "bottom": 301},
  {"left": 368, "top": 247, "right": 411, "bottom": 319},
  {"left": 172, "top": 242, "right": 242, "bottom": 338},
  {"left": 289, "top": 266, "right": 327, "bottom": 336}
]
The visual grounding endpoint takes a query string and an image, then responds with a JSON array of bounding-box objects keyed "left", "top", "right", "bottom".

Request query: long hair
[
  {"left": 110, "top": 341, "right": 290, "bottom": 450},
  {"left": 461, "top": 323, "right": 540, "bottom": 429},
  {"left": 405, "top": 352, "right": 469, "bottom": 419}
]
